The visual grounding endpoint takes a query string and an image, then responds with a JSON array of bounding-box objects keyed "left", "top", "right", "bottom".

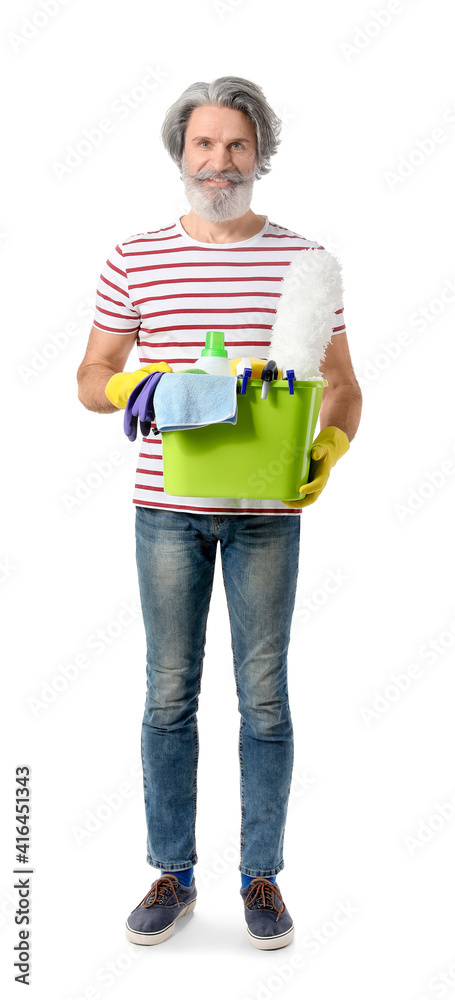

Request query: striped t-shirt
[{"left": 93, "top": 216, "right": 346, "bottom": 516}]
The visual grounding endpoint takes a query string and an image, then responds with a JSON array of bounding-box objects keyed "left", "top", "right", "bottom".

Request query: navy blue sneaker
[
  {"left": 125, "top": 874, "right": 197, "bottom": 946},
  {"left": 240, "top": 878, "right": 294, "bottom": 950}
]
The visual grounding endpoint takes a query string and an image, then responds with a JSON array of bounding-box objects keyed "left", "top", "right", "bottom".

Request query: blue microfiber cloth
[{"left": 152, "top": 373, "right": 238, "bottom": 433}]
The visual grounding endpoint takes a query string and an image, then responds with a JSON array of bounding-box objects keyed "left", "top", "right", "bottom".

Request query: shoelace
[
  {"left": 137, "top": 875, "right": 181, "bottom": 909},
  {"left": 243, "top": 878, "right": 286, "bottom": 922}
]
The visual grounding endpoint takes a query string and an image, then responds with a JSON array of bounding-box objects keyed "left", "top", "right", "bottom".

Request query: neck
[{"left": 179, "top": 209, "right": 265, "bottom": 244}]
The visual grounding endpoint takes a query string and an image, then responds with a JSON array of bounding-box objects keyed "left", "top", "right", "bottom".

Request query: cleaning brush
[{"left": 266, "top": 248, "right": 344, "bottom": 381}]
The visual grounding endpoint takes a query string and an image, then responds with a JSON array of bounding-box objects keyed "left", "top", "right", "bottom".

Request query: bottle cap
[{"left": 201, "top": 330, "right": 228, "bottom": 358}]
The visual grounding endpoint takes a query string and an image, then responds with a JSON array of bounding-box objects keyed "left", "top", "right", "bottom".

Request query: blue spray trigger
[
  {"left": 240, "top": 366, "right": 252, "bottom": 394},
  {"left": 285, "top": 369, "right": 296, "bottom": 395}
]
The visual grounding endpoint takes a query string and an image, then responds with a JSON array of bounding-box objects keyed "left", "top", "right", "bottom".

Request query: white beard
[{"left": 180, "top": 153, "right": 256, "bottom": 223}]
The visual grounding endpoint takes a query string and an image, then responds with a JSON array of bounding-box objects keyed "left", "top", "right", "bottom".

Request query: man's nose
[{"left": 207, "top": 144, "right": 233, "bottom": 174}]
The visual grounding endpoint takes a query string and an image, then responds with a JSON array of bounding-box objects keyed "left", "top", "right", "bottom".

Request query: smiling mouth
[{"left": 204, "top": 179, "right": 233, "bottom": 186}]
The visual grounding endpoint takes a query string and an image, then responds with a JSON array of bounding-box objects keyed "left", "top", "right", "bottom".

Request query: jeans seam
[
  {"left": 239, "top": 715, "right": 245, "bottom": 868},
  {"left": 221, "top": 556, "right": 245, "bottom": 868},
  {"left": 140, "top": 725, "right": 149, "bottom": 862},
  {"left": 192, "top": 712, "right": 199, "bottom": 864},
  {"left": 191, "top": 558, "right": 215, "bottom": 865}
]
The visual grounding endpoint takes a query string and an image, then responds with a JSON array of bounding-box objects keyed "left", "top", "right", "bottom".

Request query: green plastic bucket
[{"left": 161, "top": 377, "right": 327, "bottom": 501}]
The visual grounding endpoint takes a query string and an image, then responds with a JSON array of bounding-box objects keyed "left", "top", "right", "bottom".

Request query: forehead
[{"left": 185, "top": 104, "right": 256, "bottom": 141}]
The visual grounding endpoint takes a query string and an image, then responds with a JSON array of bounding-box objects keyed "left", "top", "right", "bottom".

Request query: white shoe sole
[
  {"left": 246, "top": 923, "right": 294, "bottom": 950},
  {"left": 125, "top": 897, "right": 197, "bottom": 946}
]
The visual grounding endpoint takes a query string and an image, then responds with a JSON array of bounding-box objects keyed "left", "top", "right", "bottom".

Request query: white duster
[{"left": 266, "top": 249, "right": 344, "bottom": 381}]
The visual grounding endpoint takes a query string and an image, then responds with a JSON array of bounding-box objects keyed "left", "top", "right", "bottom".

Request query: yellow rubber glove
[
  {"left": 228, "top": 357, "right": 282, "bottom": 379},
  {"left": 281, "top": 426, "right": 350, "bottom": 508},
  {"left": 105, "top": 362, "right": 173, "bottom": 409}
]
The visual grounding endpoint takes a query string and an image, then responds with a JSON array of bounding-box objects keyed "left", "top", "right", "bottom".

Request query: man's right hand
[{"left": 105, "top": 362, "right": 173, "bottom": 409}]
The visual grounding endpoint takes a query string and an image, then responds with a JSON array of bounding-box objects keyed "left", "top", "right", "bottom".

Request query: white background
[{"left": 1, "top": 0, "right": 454, "bottom": 997}]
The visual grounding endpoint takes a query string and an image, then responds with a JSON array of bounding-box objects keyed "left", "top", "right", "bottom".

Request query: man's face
[{"left": 181, "top": 104, "right": 258, "bottom": 223}]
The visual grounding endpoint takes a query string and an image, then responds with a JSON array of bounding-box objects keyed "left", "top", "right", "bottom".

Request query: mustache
[{"left": 187, "top": 168, "right": 252, "bottom": 185}]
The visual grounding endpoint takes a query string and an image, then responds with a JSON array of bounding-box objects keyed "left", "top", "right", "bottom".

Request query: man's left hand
[{"left": 281, "top": 426, "right": 350, "bottom": 508}]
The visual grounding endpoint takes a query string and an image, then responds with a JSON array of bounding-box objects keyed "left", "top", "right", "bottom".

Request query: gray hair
[{"left": 161, "top": 76, "right": 282, "bottom": 180}]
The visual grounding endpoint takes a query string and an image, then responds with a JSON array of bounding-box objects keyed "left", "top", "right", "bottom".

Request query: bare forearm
[
  {"left": 319, "top": 382, "right": 362, "bottom": 442},
  {"left": 77, "top": 362, "right": 119, "bottom": 414}
]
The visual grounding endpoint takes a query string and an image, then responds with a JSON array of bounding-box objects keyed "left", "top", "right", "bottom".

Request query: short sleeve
[
  {"left": 92, "top": 243, "right": 141, "bottom": 335},
  {"left": 331, "top": 300, "right": 346, "bottom": 337}
]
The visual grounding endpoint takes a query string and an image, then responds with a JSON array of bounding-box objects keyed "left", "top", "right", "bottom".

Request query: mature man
[{"left": 77, "top": 76, "right": 362, "bottom": 951}]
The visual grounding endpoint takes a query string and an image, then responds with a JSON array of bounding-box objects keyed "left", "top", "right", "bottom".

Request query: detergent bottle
[{"left": 181, "top": 331, "right": 232, "bottom": 376}]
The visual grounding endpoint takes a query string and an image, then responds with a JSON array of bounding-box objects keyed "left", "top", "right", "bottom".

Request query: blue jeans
[{"left": 135, "top": 506, "right": 301, "bottom": 878}]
